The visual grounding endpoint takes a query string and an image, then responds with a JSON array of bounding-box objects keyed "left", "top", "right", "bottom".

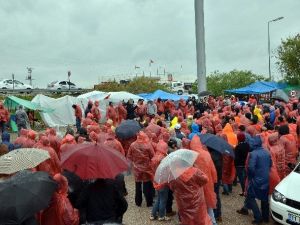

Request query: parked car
[
  {"left": 270, "top": 162, "right": 300, "bottom": 225},
  {"left": 47, "top": 81, "right": 80, "bottom": 90},
  {"left": 0, "top": 79, "right": 33, "bottom": 90}
]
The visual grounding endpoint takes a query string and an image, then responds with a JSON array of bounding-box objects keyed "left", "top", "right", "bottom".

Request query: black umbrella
[
  {"left": 199, "top": 133, "right": 235, "bottom": 158},
  {"left": 0, "top": 170, "right": 57, "bottom": 224},
  {"left": 115, "top": 119, "right": 142, "bottom": 139},
  {"left": 198, "top": 91, "right": 212, "bottom": 97}
]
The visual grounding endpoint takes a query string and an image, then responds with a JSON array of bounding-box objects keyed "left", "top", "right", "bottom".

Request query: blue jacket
[
  {"left": 270, "top": 108, "right": 276, "bottom": 125},
  {"left": 1, "top": 132, "right": 15, "bottom": 152},
  {"left": 246, "top": 136, "right": 272, "bottom": 201},
  {"left": 188, "top": 123, "right": 201, "bottom": 140}
]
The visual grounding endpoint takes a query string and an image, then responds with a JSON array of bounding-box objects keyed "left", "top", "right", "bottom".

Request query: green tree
[
  {"left": 94, "top": 76, "right": 170, "bottom": 94},
  {"left": 192, "top": 70, "right": 266, "bottom": 96},
  {"left": 277, "top": 34, "right": 300, "bottom": 85}
]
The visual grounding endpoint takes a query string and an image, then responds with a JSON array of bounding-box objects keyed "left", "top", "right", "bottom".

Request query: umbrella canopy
[
  {"left": 154, "top": 149, "right": 199, "bottom": 184},
  {"left": 199, "top": 134, "right": 235, "bottom": 158},
  {"left": 0, "top": 170, "right": 57, "bottom": 224},
  {"left": 0, "top": 148, "right": 50, "bottom": 175},
  {"left": 115, "top": 120, "right": 142, "bottom": 139},
  {"left": 61, "top": 143, "right": 130, "bottom": 180},
  {"left": 198, "top": 91, "right": 212, "bottom": 97}
]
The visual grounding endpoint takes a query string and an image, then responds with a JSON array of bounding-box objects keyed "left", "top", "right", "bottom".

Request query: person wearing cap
[{"left": 174, "top": 124, "right": 185, "bottom": 140}]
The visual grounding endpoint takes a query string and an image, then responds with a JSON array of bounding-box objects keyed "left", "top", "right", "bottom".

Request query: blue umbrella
[
  {"left": 115, "top": 120, "right": 142, "bottom": 139},
  {"left": 199, "top": 133, "right": 235, "bottom": 158}
]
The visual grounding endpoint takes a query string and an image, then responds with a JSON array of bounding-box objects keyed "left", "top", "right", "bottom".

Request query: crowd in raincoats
[{"left": 0, "top": 93, "right": 299, "bottom": 225}]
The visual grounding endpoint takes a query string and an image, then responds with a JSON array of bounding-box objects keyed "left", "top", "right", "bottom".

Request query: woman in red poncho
[
  {"left": 36, "top": 136, "right": 61, "bottom": 177},
  {"left": 190, "top": 136, "right": 217, "bottom": 225},
  {"left": 278, "top": 125, "right": 298, "bottom": 176},
  {"left": 169, "top": 167, "right": 211, "bottom": 225},
  {"left": 106, "top": 102, "right": 117, "bottom": 126},
  {"left": 104, "top": 130, "right": 125, "bottom": 156},
  {"left": 150, "top": 140, "right": 171, "bottom": 221},
  {"left": 41, "top": 173, "right": 79, "bottom": 225},
  {"left": 127, "top": 131, "right": 155, "bottom": 207},
  {"left": 268, "top": 133, "right": 285, "bottom": 180},
  {"left": 117, "top": 102, "right": 127, "bottom": 124},
  {"left": 91, "top": 100, "right": 101, "bottom": 123}
]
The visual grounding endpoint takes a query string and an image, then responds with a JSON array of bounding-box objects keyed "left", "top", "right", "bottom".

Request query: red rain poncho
[
  {"left": 268, "top": 133, "right": 285, "bottom": 180},
  {"left": 220, "top": 134, "right": 236, "bottom": 185},
  {"left": 151, "top": 140, "right": 168, "bottom": 190},
  {"left": 136, "top": 103, "right": 146, "bottom": 117},
  {"left": 222, "top": 123, "right": 238, "bottom": 147},
  {"left": 0, "top": 103, "right": 10, "bottom": 122},
  {"left": 74, "top": 105, "right": 82, "bottom": 119},
  {"left": 47, "top": 128, "right": 62, "bottom": 159},
  {"left": 22, "top": 130, "right": 36, "bottom": 148},
  {"left": 117, "top": 103, "right": 127, "bottom": 124},
  {"left": 127, "top": 131, "right": 155, "bottom": 182},
  {"left": 60, "top": 134, "right": 76, "bottom": 154},
  {"left": 14, "top": 129, "right": 29, "bottom": 147},
  {"left": 41, "top": 173, "right": 79, "bottom": 225},
  {"left": 36, "top": 136, "right": 61, "bottom": 177},
  {"left": 169, "top": 167, "right": 211, "bottom": 225},
  {"left": 91, "top": 101, "right": 101, "bottom": 123},
  {"left": 279, "top": 133, "right": 298, "bottom": 176},
  {"left": 145, "top": 123, "right": 161, "bottom": 137},
  {"left": 106, "top": 105, "right": 117, "bottom": 125},
  {"left": 190, "top": 136, "right": 217, "bottom": 209},
  {"left": 155, "top": 100, "right": 165, "bottom": 114},
  {"left": 104, "top": 131, "right": 125, "bottom": 156}
]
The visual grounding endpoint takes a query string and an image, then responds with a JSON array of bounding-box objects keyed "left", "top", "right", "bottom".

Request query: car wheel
[
  {"left": 26, "top": 88, "right": 32, "bottom": 94},
  {"left": 177, "top": 90, "right": 183, "bottom": 95}
]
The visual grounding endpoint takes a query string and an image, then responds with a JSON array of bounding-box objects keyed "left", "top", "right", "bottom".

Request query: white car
[
  {"left": 0, "top": 79, "right": 32, "bottom": 90},
  {"left": 270, "top": 162, "right": 300, "bottom": 225},
  {"left": 47, "top": 81, "right": 80, "bottom": 90}
]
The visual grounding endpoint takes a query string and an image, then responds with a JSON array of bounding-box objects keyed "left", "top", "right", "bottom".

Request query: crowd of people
[{"left": 0, "top": 93, "right": 300, "bottom": 225}]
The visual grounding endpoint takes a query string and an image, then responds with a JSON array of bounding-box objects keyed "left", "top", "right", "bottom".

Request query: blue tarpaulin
[
  {"left": 138, "top": 90, "right": 188, "bottom": 101},
  {"left": 226, "top": 81, "right": 287, "bottom": 94}
]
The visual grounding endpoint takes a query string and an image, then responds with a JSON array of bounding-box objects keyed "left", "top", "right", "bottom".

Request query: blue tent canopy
[
  {"left": 226, "top": 81, "right": 287, "bottom": 94},
  {"left": 138, "top": 90, "right": 188, "bottom": 101}
]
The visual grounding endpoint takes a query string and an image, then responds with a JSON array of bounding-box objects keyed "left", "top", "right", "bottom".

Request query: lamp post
[{"left": 268, "top": 16, "right": 284, "bottom": 80}]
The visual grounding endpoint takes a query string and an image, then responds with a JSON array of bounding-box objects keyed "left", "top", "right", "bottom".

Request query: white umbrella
[{"left": 0, "top": 148, "right": 50, "bottom": 174}]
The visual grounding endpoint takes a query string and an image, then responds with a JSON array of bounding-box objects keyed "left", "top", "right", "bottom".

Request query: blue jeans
[
  {"left": 151, "top": 187, "right": 169, "bottom": 218},
  {"left": 213, "top": 181, "right": 222, "bottom": 218},
  {"left": 236, "top": 167, "right": 246, "bottom": 193},
  {"left": 76, "top": 117, "right": 81, "bottom": 131},
  {"left": 223, "top": 184, "right": 232, "bottom": 194},
  {"left": 245, "top": 195, "right": 269, "bottom": 222},
  {"left": 0, "top": 121, "right": 6, "bottom": 133}
]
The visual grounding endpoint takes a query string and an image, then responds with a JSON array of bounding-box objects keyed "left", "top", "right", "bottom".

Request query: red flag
[{"left": 104, "top": 94, "right": 111, "bottom": 100}]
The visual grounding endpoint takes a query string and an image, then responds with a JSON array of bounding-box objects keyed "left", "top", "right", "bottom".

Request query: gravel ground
[{"left": 123, "top": 175, "right": 276, "bottom": 225}]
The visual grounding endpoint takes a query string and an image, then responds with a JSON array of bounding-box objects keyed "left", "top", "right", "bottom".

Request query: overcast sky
[{"left": 0, "top": 0, "right": 299, "bottom": 88}]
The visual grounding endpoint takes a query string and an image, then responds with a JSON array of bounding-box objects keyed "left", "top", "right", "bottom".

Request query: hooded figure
[
  {"left": 104, "top": 130, "right": 125, "bottom": 156},
  {"left": 22, "top": 130, "right": 36, "bottom": 148},
  {"left": 242, "top": 136, "right": 272, "bottom": 223},
  {"left": 14, "top": 129, "right": 29, "bottom": 148},
  {"left": 190, "top": 136, "right": 217, "bottom": 224},
  {"left": 268, "top": 133, "right": 285, "bottom": 180},
  {"left": 36, "top": 136, "right": 61, "bottom": 177},
  {"left": 41, "top": 173, "right": 79, "bottom": 225},
  {"left": 84, "top": 100, "right": 93, "bottom": 118},
  {"left": 169, "top": 167, "right": 211, "bottom": 225},
  {"left": 15, "top": 105, "right": 30, "bottom": 132},
  {"left": 278, "top": 125, "right": 298, "bottom": 176},
  {"left": 0, "top": 102, "right": 9, "bottom": 133},
  {"left": 106, "top": 102, "right": 117, "bottom": 125},
  {"left": 188, "top": 123, "right": 201, "bottom": 140},
  {"left": 91, "top": 101, "right": 101, "bottom": 123},
  {"left": 1, "top": 132, "right": 14, "bottom": 151},
  {"left": 117, "top": 102, "right": 127, "bottom": 124},
  {"left": 47, "top": 128, "right": 62, "bottom": 159},
  {"left": 127, "top": 131, "right": 155, "bottom": 207}
]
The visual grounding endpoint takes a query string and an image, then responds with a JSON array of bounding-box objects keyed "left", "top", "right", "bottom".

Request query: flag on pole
[
  {"left": 68, "top": 71, "right": 71, "bottom": 78},
  {"left": 149, "top": 59, "right": 154, "bottom": 66}
]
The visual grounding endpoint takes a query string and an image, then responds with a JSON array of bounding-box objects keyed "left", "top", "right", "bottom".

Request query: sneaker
[
  {"left": 150, "top": 215, "right": 156, "bottom": 220},
  {"left": 236, "top": 208, "right": 249, "bottom": 215},
  {"left": 158, "top": 216, "right": 171, "bottom": 221},
  {"left": 215, "top": 216, "right": 222, "bottom": 222},
  {"left": 166, "top": 211, "right": 177, "bottom": 217}
]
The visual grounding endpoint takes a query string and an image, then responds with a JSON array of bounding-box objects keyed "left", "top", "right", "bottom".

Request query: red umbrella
[{"left": 60, "top": 143, "right": 130, "bottom": 180}]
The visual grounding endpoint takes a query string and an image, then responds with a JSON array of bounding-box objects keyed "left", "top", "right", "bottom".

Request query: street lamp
[{"left": 268, "top": 16, "right": 284, "bottom": 80}]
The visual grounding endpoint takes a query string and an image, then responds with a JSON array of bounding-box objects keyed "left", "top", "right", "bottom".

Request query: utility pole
[
  {"left": 194, "top": 0, "right": 207, "bottom": 93},
  {"left": 12, "top": 73, "right": 15, "bottom": 90}
]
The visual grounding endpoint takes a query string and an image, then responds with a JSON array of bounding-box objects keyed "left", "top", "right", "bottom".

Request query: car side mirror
[{"left": 288, "top": 163, "right": 296, "bottom": 171}]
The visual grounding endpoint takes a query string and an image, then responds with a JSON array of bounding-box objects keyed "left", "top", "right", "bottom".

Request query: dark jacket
[
  {"left": 208, "top": 146, "right": 223, "bottom": 181},
  {"left": 247, "top": 136, "right": 272, "bottom": 201},
  {"left": 1, "top": 132, "right": 14, "bottom": 152},
  {"left": 126, "top": 104, "right": 136, "bottom": 120},
  {"left": 234, "top": 142, "right": 250, "bottom": 167},
  {"left": 175, "top": 130, "right": 185, "bottom": 140},
  {"left": 76, "top": 179, "right": 128, "bottom": 223},
  {"left": 84, "top": 103, "right": 93, "bottom": 118}
]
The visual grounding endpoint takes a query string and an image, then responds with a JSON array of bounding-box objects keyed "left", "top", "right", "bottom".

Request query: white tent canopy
[
  {"left": 32, "top": 94, "right": 88, "bottom": 127},
  {"left": 77, "top": 91, "right": 106, "bottom": 102}
]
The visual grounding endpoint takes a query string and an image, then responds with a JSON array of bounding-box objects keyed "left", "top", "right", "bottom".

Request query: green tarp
[{"left": 4, "top": 96, "right": 54, "bottom": 113}]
